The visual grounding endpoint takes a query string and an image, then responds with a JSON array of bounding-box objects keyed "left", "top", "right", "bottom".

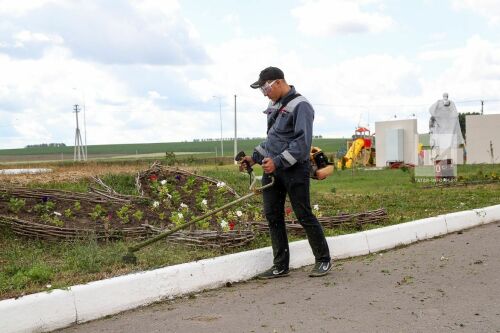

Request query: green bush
[{"left": 8, "top": 198, "right": 26, "bottom": 214}]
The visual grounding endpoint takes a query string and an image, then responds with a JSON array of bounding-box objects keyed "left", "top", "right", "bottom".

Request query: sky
[{"left": 1, "top": 0, "right": 500, "bottom": 149}]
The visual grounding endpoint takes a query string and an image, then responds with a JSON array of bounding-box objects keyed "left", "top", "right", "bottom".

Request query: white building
[{"left": 466, "top": 114, "right": 500, "bottom": 164}]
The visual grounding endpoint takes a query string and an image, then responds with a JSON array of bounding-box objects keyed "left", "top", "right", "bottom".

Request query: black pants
[{"left": 262, "top": 161, "right": 331, "bottom": 270}]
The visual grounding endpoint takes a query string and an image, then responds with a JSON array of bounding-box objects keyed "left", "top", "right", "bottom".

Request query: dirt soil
[
  {"left": 0, "top": 164, "right": 145, "bottom": 186},
  {"left": 57, "top": 221, "right": 500, "bottom": 333}
]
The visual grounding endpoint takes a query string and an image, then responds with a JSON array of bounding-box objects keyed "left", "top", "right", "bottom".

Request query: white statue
[{"left": 429, "top": 93, "right": 464, "bottom": 161}]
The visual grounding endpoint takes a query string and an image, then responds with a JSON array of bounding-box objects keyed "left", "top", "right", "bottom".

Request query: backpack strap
[
  {"left": 267, "top": 93, "right": 302, "bottom": 133},
  {"left": 281, "top": 95, "right": 308, "bottom": 113}
]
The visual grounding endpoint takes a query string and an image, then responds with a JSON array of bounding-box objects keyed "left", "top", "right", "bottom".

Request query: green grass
[
  {"left": 26, "top": 179, "right": 90, "bottom": 193},
  {"left": 0, "top": 224, "right": 273, "bottom": 300},
  {"left": 99, "top": 174, "right": 140, "bottom": 196},
  {"left": 0, "top": 138, "right": 346, "bottom": 158},
  {"left": 0, "top": 162, "right": 499, "bottom": 300}
]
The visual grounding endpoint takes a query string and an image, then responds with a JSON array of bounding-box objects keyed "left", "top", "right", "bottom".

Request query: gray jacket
[{"left": 252, "top": 86, "right": 314, "bottom": 170}]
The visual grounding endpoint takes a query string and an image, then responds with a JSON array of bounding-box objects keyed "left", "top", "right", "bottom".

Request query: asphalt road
[{"left": 58, "top": 221, "right": 500, "bottom": 333}]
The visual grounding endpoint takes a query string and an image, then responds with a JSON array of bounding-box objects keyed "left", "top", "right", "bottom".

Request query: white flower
[
  {"left": 167, "top": 193, "right": 172, "bottom": 199},
  {"left": 180, "top": 203, "right": 188, "bottom": 208},
  {"left": 313, "top": 204, "right": 319, "bottom": 211},
  {"left": 160, "top": 180, "right": 167, "bottom": 185},
  {"left": 152, "top": 201, "right": 160, "bottom": 208},
  {"left": 46, "top": 284, "right": 52, "bottom": 288},
  {"left": 216, "top": 181, "right": 226, "bottom": 188},
  {"left": 53, "top": 211, "right": 62, "bottom": 216},
  {"left": 220, "top": 219, "right": 228, "bottom": 228},
  {"left": 201, "top": 199, "right": 208, "bottom": 206},
  {"left": 236, "top": 210, "right": 243, "bottom": 217},
  {"left": 177, "top": 213, "right": 184, "bottom": 219}
]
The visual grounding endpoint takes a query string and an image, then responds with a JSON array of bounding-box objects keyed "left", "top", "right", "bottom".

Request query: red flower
[
  {"left": 229, "top": 221, "right": 236, "bottom": 230},
  {"left": 285, "top": 207, "right": 292, "bottom": 216},
  {"left": 149, "top": 174, "right": 158, "bottom": 181},
  {"left": 107, "top": 213, "right": 113, "bottom": 221}
]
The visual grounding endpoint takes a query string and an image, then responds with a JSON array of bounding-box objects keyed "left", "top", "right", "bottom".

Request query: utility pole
[
  {"left": 73, "top": 104, "right": 86, "bottom": 161},
  {"left": 73, "top": 87, "right": 88, "bottom": 160},
  {"left": 234, "top": 94, "right": 237, "bottom": 164},
  {"left": 481, "top": 100, "right": 484, "bottom": 115}
]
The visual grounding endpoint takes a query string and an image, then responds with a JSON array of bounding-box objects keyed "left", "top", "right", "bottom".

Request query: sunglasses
[{"left": 259, "top": 79, "right": 278, "bottom": 95}]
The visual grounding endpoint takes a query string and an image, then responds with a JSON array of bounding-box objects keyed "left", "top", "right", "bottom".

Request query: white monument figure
[{"left": 428, "top": 93, "right": 464, "bottom": 162}]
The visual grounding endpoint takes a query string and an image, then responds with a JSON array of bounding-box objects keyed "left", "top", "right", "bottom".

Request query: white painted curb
[
  {"left": 1, "top": 204, "right": 499, "bottom": 333},
  {"left": 328, "top": 231, "right": 369, "bottom": 259},
  {"left": 0, "top": 289, "right": 76, "bottom": 333}
]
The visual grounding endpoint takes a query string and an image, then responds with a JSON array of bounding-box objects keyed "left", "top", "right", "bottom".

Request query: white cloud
[
  {"left": 131, "top": 0, "right": 180, "bottom": 17},
  {"left": 184, "top": 32, "right": 426, "bottom": 139},
  {"left": 0, "top": 34, "right": 266, "bottom": 148},
  {"left": 308, "top": 54, "right": 423, "bottom": 135},
  {"left": 0, "top": 0, "right": 65, "bottom": 16},
  {"left": 418, "top": 48, "right": 463, "bottom": 61},
  {"left": 422, "top": 36, "right": 500, "bottom": 97},
  {"left": 451, "top": 0, "right": 500, "bottom": 25},
  {"left": 147, "top": 91, "right": 168, "bottom": 100},
  {"left": 0, "top": 1, "right": 208, "bottom": 65},
  {"left": 185, "top": 36, "right": 284, "bottom": 139},
  {"left": 13, "top": 30, "right": 64, "bottom": 46},
  {"left": 222, "top": 13, "right": 239, "bottom": 25},
  {"left": 0, "top": 47, "right": 132, "bottom": 147},
  {"left": 291, "top": 0, "right": 394, "bottom": 37},
  {"left": 419, "top": 32, "right": 450, "bottom": 51},
  {"left": 2, "top": 1, "right": 500, "bottom": 149},
  {"left": 222, "top": 13, "right": 242, "bottom": 36}
]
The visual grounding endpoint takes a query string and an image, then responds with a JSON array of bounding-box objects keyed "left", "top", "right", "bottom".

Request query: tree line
[
  {"left": 25, "top": 143, "right": 67, "bottom": 148},
  {"left": 192, "top": 135, "right": 323, "bottom": 142}
]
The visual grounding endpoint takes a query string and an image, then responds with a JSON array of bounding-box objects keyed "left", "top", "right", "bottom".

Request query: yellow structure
[
  {"left": 340, "top": 138, "right": 365, "bottom": 168},
  {"left": 337, "top": 127, "right": 375, "bottom": 169}
]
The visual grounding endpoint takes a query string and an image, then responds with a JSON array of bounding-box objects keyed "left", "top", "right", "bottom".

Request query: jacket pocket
[{"left": 274, "top": 112, "right": 292, "bottom": 133}]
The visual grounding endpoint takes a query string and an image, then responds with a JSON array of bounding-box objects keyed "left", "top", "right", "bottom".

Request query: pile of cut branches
[{"left": 250, "top": 208, "right": 387, "bottom": 235}]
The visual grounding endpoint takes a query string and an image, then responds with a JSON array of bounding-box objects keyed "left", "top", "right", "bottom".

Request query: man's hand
[
  {"left": 262, "top": 157, "right": 276, "bottom": 174},
  {"left": 239, "top": 156, "right": 255, "bottom": 172}
]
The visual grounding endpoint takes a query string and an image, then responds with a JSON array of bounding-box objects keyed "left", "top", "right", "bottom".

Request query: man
[{"left": 239, "top": 66, "right": 332, "bottom": 279}]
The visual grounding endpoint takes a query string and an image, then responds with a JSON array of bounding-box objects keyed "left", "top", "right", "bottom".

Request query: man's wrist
[{"left": 272, "top": 156, "right": 283, "bottom": 170}]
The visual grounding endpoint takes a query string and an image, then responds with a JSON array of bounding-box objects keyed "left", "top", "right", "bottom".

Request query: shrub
[
  {"left": 64, "top": 208, "right": 74, "bottom": 219},
  {"left": 89, "top": 204, "right": 106, "bottom": 221},
  {"left": 116, "top": 204, "right": 132, "bottom": 224},
  {"left": 8, "top": 198, "right": 26, "bottom": 214},
  {"left": 132, "top": 209, "right": 144, "bottom": 222}
]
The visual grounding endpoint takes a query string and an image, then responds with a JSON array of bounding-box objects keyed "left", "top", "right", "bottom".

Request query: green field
[{"left": 0, "top": 138, "right": 347, "bottom": 158}]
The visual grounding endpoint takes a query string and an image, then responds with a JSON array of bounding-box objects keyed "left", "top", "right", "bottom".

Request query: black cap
[{"left": 250, "top": 66, "right": 284, "bottom": 89}]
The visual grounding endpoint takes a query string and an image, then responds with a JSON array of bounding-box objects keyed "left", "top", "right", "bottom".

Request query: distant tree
[
  {"left": 25, "top": 143, "right": 66, "bottom": 148},
  {"left": 458, "top": 112, "right": 480, "bottom": 139}
]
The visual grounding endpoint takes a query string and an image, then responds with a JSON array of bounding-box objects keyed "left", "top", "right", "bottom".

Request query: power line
[
  {"left": 313, "top": 98, "right": 500, "bottom": 109},
  {"left": 314, "top": 103, "right": 428, "bottom": 108}
]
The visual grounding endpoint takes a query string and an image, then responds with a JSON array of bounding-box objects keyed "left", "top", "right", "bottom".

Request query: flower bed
[
  {"left": 0, "top": 163, "right": 260, "bottom": 247},
  {"left": 0, "top": 162, "right": 391, "bottom": 248}
]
